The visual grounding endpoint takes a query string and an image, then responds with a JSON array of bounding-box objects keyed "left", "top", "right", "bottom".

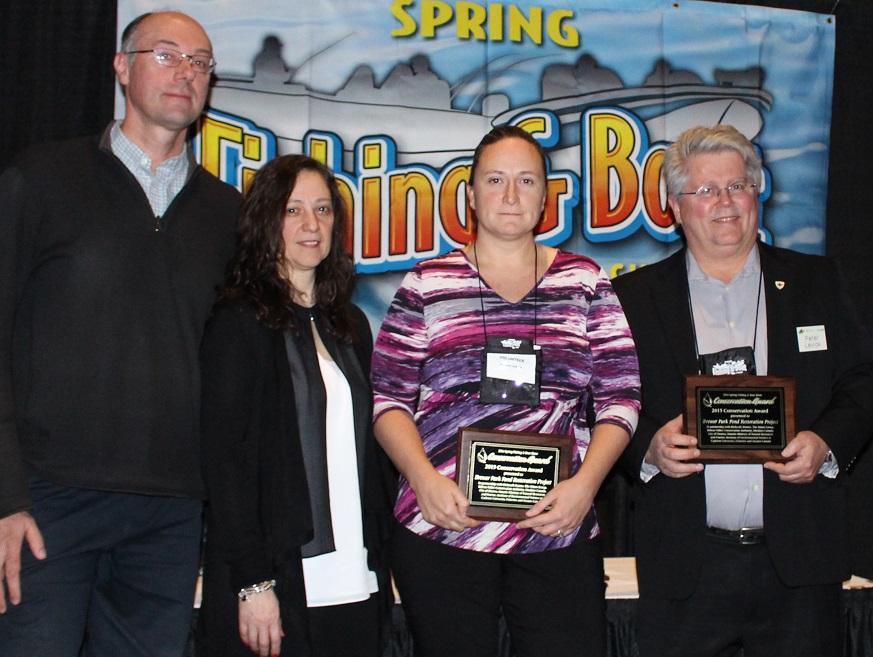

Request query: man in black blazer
[{"left": 613, "top": 125, "right": 873, "bottom": 657}]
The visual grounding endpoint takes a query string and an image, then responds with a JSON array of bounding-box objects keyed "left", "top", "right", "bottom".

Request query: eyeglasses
[
  {"left": 126, "top": 47, "right": 215, "bottom": 74},
  {"left": 677, "top": 181, "right": 758, "bottom": 200}
]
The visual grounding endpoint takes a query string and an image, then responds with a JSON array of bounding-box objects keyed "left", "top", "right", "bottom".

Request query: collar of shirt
[
  {"left": 685, "top": 244, "right": 765, "bottom": 369},
  {"left": 686, "top": 245, "right": 761, "bottom": 284},
  {"left": 109, "top": 121, "right": 191, "bottom": 217}
]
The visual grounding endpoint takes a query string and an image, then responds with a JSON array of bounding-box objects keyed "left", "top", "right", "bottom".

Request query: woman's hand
[
  {"left": 374, "top": 409, "right": 479, "bottom": 532},
  {"left": 238, "top": 589, "right": 283, "bottom": 656},
  {"left": 410, "top": 469, "right": 480, "bottom": 533},
  {"left": 517, "top": 422, "right": 631, "bottom": 538},
  {"left": 516, "top": 475, "right": 594, "bottom": 537}
]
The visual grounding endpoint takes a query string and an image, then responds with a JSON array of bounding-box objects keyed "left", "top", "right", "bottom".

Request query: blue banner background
[{"left": 118, "top": 0, "right": 835, "bottom": 326}]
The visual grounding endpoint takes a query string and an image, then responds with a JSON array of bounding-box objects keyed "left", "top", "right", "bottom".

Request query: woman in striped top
[{"left": 371, "top": 126, "right": 641, "bottom": 657}]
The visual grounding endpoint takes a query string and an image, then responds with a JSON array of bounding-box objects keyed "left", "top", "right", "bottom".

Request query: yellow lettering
[
  {"left": 508, "top": 5, "right": 542, "bottom": 45},
  {"left": 390, "top": 1, "right": 577, "bottom": 49},
  {"left": 540, "top": 177, "right": 568, "bottom": 235},
  {"left": 547, "top": 9, "right": 578, "bottom": 48},
  {"left": 488, "top": 3, "right": 504, "bottom": 41},
  {"left": 308, "top": 137, "right": 329, "bottom": 165},
  {"left": 642, "top": 149, "right": 672, "bottom": 228},
  {"left": 335, "top": 178, "right": 356, "bottom": 254},
  {"left": 610, "top": 263, "right": 637, "bottom": 278},
  {"left": 390, "top": 0, "right": 418, "bottom": 37},
  {"left": 200, "top": 115, "right": 242, "bottom": 179},
  {"left": 199, "top": 113, "right": 269, "bottom": 194},
  {"left": 516, "top": 116, "right": 547, "bottom": 135},
  {"left": 389, "top": 172, "right": 436, "bottom": 255},
  {"left": 362, "top": 177, "right": 382, "bottom": 258},
  {"left": 456, "top": 1, "right": 487, "bottom": 40},
  {"left": 242, "top": 134, "right": 260, "bottom": 160},
  {"left": 421, "top": 0, "right": 453, "bottom": 38},
  {"left": 242, "top": 169, "right": 257, "bottom": 194},
  {"left": 363, "top": 144, "right": 382, "bottom": 169},
  {"left": 587, "top": 112, "right": 640, "bottom": 229},
  {"left": 440, "top": 165, "right": 476, "bottom": 245}
]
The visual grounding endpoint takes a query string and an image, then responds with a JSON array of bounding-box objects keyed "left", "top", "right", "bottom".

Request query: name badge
[
  {"left": 485, "top": 352, "right": 537, "bottom": 385},
  {"left": 796, "top": 325, "right": 827, "bottom": 352},
  {"left": 479, "top": 336, "right": 542, "bottom": 406}
]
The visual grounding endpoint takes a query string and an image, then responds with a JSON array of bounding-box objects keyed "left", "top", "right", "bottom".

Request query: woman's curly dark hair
[{"left": 220, "top": 154, "right": 356, "bottom": 341}]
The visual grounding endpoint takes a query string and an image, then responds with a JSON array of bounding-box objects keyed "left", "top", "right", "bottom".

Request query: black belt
[{"left": 706, "top": 526, "right": 765, "bottom": 545}]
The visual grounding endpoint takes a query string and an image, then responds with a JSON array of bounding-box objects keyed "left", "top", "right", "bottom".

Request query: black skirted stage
[{"left": 189, "top": 558, "right": 873, "bottom": 657}]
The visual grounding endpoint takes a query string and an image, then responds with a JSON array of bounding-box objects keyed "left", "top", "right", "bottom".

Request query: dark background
[{"left": 3, "top": 0, "right": 871, "bottom": 574}]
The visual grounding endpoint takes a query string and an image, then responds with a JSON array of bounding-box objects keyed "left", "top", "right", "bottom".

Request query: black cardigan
[{"left": 196, "top": 299, "right": 395, "bottom": 657}]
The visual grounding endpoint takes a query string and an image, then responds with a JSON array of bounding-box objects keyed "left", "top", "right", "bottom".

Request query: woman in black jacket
[{"left": 196, "top": 154, "right": 394, "bottom": 657}]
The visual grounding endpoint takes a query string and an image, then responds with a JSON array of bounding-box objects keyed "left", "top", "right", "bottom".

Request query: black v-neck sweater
[{"left": 0, "top": 132, "right": 241, "bottom": 516}]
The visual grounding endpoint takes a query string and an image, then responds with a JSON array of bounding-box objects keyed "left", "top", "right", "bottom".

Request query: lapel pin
[{"left": 775, "top": 280, "right": 785, "bottom": 290}]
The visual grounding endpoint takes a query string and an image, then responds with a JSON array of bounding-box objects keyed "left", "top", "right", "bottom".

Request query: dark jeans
[
  {"left": 0, "top": 478, "right": 202, "bottom": 657},
  {"left": 637, "top": 534, "right": 842, "bottom": 657},
  {"left": 391, "top": 526, "right": 606, "bottom": 657}
]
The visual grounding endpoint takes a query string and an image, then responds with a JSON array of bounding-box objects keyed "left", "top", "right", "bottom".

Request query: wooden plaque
[
  {"left": 684, "top": 374, "right": 796, "bottom": 463},
  {"left": 456, "top": 427, "right": 573, "bottom": 521}
]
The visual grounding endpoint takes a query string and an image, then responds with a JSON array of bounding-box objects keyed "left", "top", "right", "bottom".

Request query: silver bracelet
[{"left": 237, "top": 579, "right": 276, "bottom": 601}]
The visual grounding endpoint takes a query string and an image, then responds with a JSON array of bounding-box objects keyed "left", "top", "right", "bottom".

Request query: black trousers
[
  {"left": 308, "top": 593, "right": 382, "bottom": 657},
  {"left": 637, "top": 534, "right": 842, "bottom": 657},
  {"left": 0, "top": 478, "right": 202, "bottom": 657},
  {"left": 391, "top": 526, "right": 606, "bottom": 657}
]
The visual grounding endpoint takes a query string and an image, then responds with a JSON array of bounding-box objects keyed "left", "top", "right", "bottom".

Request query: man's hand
[
  {"left": 644, "top": 415, "right": 704, "bottom": 478},
  {"left": 0, "top": 511, "right": 46, "bottom": 613},
  {"left": 763, "top": 430, "right": 830, "bottom": 483}
]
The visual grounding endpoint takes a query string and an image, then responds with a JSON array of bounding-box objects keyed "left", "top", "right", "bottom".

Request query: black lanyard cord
[
  {"left": 472, "top": 241, "right": 539, "bottom": 344},
  {"left": 686, "top": 265, "right": 763, "bottom": 375}
]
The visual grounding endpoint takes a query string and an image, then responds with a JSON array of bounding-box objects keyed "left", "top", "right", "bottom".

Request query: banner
[{"left": 118, "top": 0, "right": 835, "bottom": 322}]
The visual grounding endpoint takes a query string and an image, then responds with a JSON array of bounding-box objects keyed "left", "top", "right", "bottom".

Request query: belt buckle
[
  {"left": 707, "top": 526, "right": 764, "bottom": 545},
  {"left": 735, "top": 527, "right": 764, "bottom": 545}
]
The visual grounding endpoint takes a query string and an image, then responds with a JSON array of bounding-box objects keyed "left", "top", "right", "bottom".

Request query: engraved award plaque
[
  {"left": 456, "top": 427, "right": 572, "bottom": 521},
  {"left": 684, "top": 374, "right": 796, "bottom": 463}
]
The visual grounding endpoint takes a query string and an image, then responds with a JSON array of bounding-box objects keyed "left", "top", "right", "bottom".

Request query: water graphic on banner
[{"left": 118, "top": 0, "right": 835, "bottom": 324}]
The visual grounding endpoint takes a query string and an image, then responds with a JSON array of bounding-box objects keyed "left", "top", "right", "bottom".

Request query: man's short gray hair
[
  {"left": 120, "top": 13, "right": 153, "bottom": 53},
  {"left": 662, "top": 125, "right": 762, "bottom": 197}
]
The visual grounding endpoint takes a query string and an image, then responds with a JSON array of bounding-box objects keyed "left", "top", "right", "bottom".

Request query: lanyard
[
  {"left": 472, "top": 241, "right": 539, "bottom": 344},
  {"left": 686, "top": 267, "right": 763, "bottom": 375}
]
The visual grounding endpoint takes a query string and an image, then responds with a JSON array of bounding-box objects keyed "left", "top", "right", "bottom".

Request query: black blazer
[
  {"left": 196, "top": 299, "right": 395, "bottom": 657},
  {"left": 613, "top": 243, "right": 873, "bottom": 599}
]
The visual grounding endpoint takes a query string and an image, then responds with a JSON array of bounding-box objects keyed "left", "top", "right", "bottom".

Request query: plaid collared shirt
[{"left": 110, "top": 121, "right": 190, "bottom": 217}]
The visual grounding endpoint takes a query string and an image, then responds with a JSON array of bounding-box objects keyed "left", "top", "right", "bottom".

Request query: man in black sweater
[{"left": 0, "top": 11, "right": 241, "bottom": 655}]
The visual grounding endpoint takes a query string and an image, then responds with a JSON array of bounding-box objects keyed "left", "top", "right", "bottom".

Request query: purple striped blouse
[{"left": 372, "top": 249, "right": 640, "bottom": 554}]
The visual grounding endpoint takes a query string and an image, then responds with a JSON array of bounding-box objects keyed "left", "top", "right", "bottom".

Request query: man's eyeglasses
[
  {"left": 126, "top": 47, "right": 215, "bottom": 74},
  {"left": 676, "top": 181, "right": 758, "bottom": 200}
]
